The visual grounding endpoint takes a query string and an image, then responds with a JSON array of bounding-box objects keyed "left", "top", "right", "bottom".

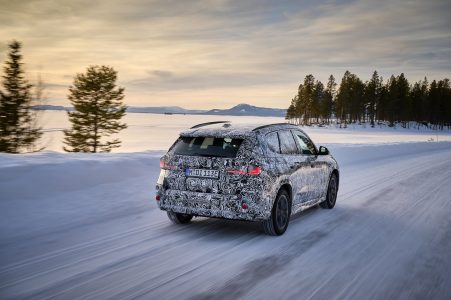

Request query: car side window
[
  {"left": 278, "top": 130, "right": 298, "bottom": 155},
  {"left": 292, "top": 130, "right": 317, "bottom": 155},
  {"left": 266, "top": 132, "right": 280, "bottom": 154}
]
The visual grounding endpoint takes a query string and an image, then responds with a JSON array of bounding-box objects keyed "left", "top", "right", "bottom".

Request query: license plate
[{"left": 185, "top": 168, "right": 219, "bottom": 179}]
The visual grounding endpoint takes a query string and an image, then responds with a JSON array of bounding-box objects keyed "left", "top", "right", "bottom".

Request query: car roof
[{"left": 180, "top": 122, "right": 303, "bottom": 138}]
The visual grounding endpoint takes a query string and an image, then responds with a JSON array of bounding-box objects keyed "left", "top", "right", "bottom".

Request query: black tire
[
  {"left": 320, "top": 173, "right": 338, "bottom": 209},
  {"left": 167, "top": 211, "right": 193, "bottom": 224},
  {"left": 262, "top": 189, "right": 291, "bottom": 236}
]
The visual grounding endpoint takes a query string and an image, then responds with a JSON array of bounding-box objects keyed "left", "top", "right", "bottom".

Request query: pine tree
[
  {"left": 410, "top": 77, "right": 428, "bottom": 127},
  {"left": 286, "top": 95, "right": 296, "bottom": 122},
  {"left": 288, "top": 72, "right": 449, "bottom": 130},
  {"left": 376, "top": 79, "right": 389, "bottom": 123},
  {"left": 336, "top": 71, "right": 365, "bottom": 126},
  {"left": 385, "top": 75, "right": 398, "bottom": 126},
  {"left": 428, "top": 80, "right": 441, "bottom": 129},
  {"left": 384, "top": 73, "right": 411, "bottom": 127},
  {"left": 323, "top": 75, "right": 336, "bottom": 124},
  {"left": 397, "top": 73, "right": 411, "bottom": 127},
  {"left": 420, "top": 77, "right": 429, "bottom": 125},
  {"left": 299, "top": 74, "right": 316, "bottom": 125},
  {"left": 441, "top": 79, "right": 451, "bottom": 129},
  {"left": 63, "top": 66, "right": 127, "bottom": 153},
  {"left": 313, "top": 80, "right": 324, "bottom": 123},
  {"left": 0, "top": 41, "right": 42, "bottom": 153},
  {"left": 364, "top": 71, "right": 382, "bottom": 127}
]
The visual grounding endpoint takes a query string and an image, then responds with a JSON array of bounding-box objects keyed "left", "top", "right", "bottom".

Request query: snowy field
[
  {"left": 37, "top": 110, "right": 451, "bottom": 152},
  {"left": 1, "top": 114, "right": 451, "bottom": 299}
]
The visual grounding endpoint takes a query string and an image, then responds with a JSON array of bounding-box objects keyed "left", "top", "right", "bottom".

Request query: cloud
[
  {"left": 0, "top": 0, "right": 449, "bottom": 108},
  {"left": 148, "top": 70, "right": 174, "bottom": 78}
]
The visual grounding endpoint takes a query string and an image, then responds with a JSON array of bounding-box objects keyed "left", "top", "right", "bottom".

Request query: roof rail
[
  {"left": 190, "top": 121, "right": 231, "bottom": 129},
  {"left": 252, "top": 122, "right": 292, "bottom": 131}
]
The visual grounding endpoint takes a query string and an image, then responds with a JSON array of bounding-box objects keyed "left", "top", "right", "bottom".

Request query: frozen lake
[{"left": 38, "top": 110, "right": 451, "bottom": 152}]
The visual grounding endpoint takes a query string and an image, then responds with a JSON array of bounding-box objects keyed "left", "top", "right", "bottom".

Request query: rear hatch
[{"left": 162, "top": 136, "right": 260, "bottom": 195}]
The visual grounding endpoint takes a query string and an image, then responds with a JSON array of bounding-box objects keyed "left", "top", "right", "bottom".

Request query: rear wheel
[
  {"left": 262, "top": 189, "right": 291, "bottom": 236},
  {"left": 320, "top": 173, "right": 338, "bottom": 209},
  {"left": 167, "top": 211, "right": 193, "bottom": 224}
]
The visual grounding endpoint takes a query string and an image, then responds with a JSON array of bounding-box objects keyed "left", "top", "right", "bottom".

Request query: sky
[{"left": 0, "top": 0, "right": 450, "bottom": 109}]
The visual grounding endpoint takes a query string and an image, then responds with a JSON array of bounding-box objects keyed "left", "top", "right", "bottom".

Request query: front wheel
[
  {"left": 167, "top": 211, "right": 193, "bottom": 224},
  {"left": 262, "top": 189, "right": 291, "bottom": 236},
  {"left": 320, "top": 173, "right": 338, "bottom": 209}
]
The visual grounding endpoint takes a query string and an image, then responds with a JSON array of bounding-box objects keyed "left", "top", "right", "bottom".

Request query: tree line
[
  {"left": 2, "top": 41, "right": 451, "bottom": 154},
  {"left": 0, "top": 41, "right": 127, "bottom": 153},
  {"left": 286, "top": 71, "right": 451, "bottom": 129}
]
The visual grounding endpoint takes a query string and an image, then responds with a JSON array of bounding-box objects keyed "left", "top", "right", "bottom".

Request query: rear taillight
[
  {"left": 227, "top": 168, "right": 247, "bottom": 175},
  {"left": 227, "top": 165, "right": 261, "bottom": 176},
  {"left": 160, "top": 159, "right": 176, "bottom": 170},
  {"left": 247, "top": 165, "right": 261, "bottom": 175}
]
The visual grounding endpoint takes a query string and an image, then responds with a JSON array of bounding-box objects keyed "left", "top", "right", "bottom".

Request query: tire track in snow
[
  {"left": 0, "top": 217, "right": 220, "bottom": 291},
  {"left": 301, "top": 163, "right": 451, "bottom": 300},
  {"left": 2, "top": 146, "right": 451, "bottom": 299},
  {"left": 187, "top": 151, "right": 451, "bottom": 300},
  {"left": 27, "top": 223, "right": 261, "bottom": 299}
]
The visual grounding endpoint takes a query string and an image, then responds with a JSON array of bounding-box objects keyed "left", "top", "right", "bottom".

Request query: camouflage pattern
[{"left": 156, "top": 123, "right": 339, "bottom": 221}]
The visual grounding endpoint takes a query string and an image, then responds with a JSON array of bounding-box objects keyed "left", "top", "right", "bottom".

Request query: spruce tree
[
  {"left": 63, "top": 65, "right": 127, "bottom": 153},
  {"left": 0, "top": 40, "right": 42, "bottom": 153}
]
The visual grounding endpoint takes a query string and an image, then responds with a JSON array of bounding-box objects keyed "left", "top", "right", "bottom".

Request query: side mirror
[{"left": 318, "top": 146, "right": 329, "bottom": 155}]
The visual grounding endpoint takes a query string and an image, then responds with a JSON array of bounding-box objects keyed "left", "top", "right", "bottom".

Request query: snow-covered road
[{"left": 1, "top": 142, "right": 451, "bottom": 299}]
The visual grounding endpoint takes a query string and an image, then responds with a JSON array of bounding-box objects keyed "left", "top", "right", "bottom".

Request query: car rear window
[
  {"left": 266, "top": 132, "right": 280, "bottom": 154},
  {"left": 173, "top": 136, "right": 244, "bottom": 158}
]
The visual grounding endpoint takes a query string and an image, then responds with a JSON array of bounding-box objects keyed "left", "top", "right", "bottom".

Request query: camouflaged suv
[{"left": 156, "top": 122, "right": 339, "bottom": 235}]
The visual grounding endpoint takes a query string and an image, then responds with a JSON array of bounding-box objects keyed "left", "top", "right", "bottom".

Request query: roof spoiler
[
  {"left": 252, "top": 122, "right": 292, "bottom": 131},
  {"left": 190, "top": 121, "right": 231, "bottom": 129}
]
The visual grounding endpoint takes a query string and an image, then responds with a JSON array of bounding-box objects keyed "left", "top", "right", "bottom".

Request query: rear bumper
[{"left": 158, "top": 189, "right": 270, "bottom": 221}]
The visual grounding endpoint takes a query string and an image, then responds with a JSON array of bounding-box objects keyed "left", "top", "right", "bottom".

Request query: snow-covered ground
[
  {"left": 1, "top": 147, "right": 451, "bottom": 299},
  {"left": 38, "top": 111, "right": 451, "bottom": 152},
  {"left": 1, "top": 115, "right": 451, "bottom": 299}
]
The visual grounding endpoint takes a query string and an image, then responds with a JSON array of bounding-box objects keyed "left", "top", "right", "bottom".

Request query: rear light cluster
[
  {"left": 160, "top": 159, "right": 176, "bottom": 170},
  {"left": 227, "top": 165, "right": 261, "bottom": 176}
]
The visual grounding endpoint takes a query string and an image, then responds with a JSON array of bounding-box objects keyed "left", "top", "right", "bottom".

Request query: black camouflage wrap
[{"left": 156, "top": 123, "right": 339, "bottom": 221}]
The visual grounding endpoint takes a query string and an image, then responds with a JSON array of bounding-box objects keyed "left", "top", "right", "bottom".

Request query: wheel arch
[
  {"left": 278, "top": 183, "right": 293, "bottom": 205},
  {"left": 331, "top": 169, "right": 339, "bottom": 190}
]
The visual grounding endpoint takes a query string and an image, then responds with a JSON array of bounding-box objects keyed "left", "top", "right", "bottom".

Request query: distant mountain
[
  {"left": 32, "top": 103, "right": 286, "bottom": 117},
  {"left": 202, "top": 103, "right": 286, "bottom": 117},
  {"left": 32, "top": 105, "right": 73, "bottom": 111},
  {"left": 126, "top": 106, "right": 205, "bottom": 114}
]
